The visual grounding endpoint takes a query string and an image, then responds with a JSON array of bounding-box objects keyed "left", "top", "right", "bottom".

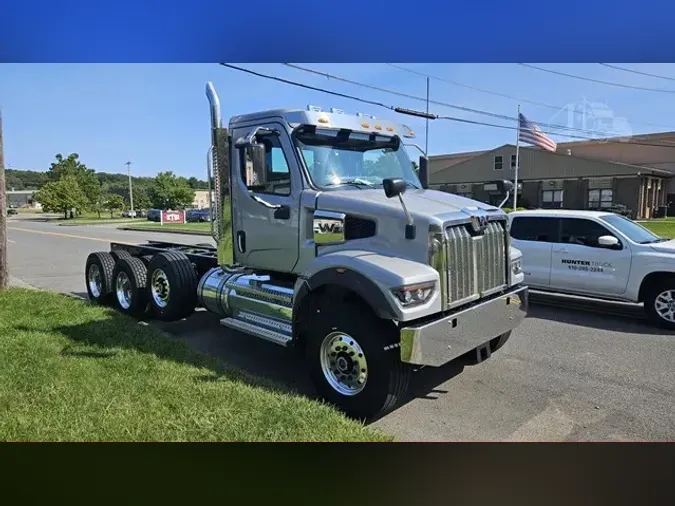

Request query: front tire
[
  {"left": 146, "top": 251, "right": 198, "bottom": 321},
  {"left": 305, "top": 297, "right": 411, "bottom": 421},
  {"left": 112, "top": 256, "right": 149, "bottom": 318},
  {"left": 644, "top": 280, "right": 675, "bottom": 329}
]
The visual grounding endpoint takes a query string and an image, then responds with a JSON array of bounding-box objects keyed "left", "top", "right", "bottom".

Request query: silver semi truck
[{"left": 84, "top": 82, "right": 528, "bottom": 419}]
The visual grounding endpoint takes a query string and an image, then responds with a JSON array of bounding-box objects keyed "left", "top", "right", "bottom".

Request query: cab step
[{"left": 220, "top": 314, "right": 293, "bottom": 347}]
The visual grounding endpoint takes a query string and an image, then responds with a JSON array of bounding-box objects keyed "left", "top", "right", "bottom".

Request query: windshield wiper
[
  {"left": 324, "top": 179, "right": 377, "bottom": 189},
  {"left": 640, "top": 238, "right": 668, "bottom": 244}
]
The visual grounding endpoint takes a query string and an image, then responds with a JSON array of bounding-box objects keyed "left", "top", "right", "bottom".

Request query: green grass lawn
[
  {"left": 641, "top": 220, "right": 675, "bottom": 238},
  {"left": 0, "top": 288, "right": 388, "bottom": 442},
  {"left": 130, "top": 221, "right": 212, "bottom": 232}
]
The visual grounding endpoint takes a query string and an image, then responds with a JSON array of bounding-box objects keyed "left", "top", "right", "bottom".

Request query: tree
[
  {"left": 104, "top": 194, "right": 125, "bottom": 218},
  {"left": 34, "top": 175, "right": 88, "bottom": 219},
  {"left": 150, "top": 171, "right": 195, "bottom": 210},
  {"left": 131, "top": 187, "right": 152, "bottom": 211},
  {"left": 46, "top": 153, "right": 100, "bottom": 212}
]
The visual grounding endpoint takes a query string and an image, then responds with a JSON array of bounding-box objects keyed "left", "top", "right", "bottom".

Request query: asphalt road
[{"left": 6, "top": 215, "right": 675, "bottom": 441}]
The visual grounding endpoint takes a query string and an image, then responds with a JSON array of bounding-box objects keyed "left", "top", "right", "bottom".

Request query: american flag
[{"left": 518, "top": 113, "right": 557, "bottom": 152}]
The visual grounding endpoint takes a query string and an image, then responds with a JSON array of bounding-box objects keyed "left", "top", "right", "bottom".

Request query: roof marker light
[
  {"left": 330, "top": 108, "right": 345, "bottom": 114},
  {"left": 307, "top": 105, "right": 322, "bottom": 112}
]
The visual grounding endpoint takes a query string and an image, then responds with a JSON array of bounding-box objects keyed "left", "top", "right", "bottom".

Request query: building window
[
  {"left": 494, "top": 156, "right": 503, "bottom": 170},
  {"left": 511, "top": 154, "right": 517, "bottom": 169},
  {"left": 588, "top": 189, "right": 613, "bottom": 209},
  {"left": 542, "top": 189, "right": 564, "bottom": 209}
]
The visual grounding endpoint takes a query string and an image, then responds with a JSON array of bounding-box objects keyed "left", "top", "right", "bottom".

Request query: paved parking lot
[{"left": 6, "top": 215, "right": 675, "bottom": 440}]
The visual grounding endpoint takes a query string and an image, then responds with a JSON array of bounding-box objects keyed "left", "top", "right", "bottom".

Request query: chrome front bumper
[{"left": 399, "top": 286, "right": 528, "bottom": 367}]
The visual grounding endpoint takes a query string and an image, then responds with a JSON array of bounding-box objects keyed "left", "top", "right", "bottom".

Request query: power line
[
  {"left": 518, "top": 63, "right": 675, "bottom": 94},
  {"left": 599, "top": 63, "right": 675, "bottom": 83},
  {"left": 387, "top": 63, "right": 674, "bottom": 130},
  {"left": 282, "top": 63, "right": 620, "bottom": 138},
  {"left": 219, "top": 63, "right": 675, "bottom": 149},
  {"left": 220, "top": 63, "right": 593, "bottom": 140}
]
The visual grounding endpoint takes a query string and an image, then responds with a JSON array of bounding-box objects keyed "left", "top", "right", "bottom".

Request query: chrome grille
[{"left": 445, "top": 221, "right": 507, "bottom": 306}]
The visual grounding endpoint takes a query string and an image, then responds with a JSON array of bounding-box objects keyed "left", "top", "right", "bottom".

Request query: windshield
[
  {"left": 600, "top": 214, "right": 664, "bottom": 244},
  {"left": 294, "top": 127, "right": 421, "bottom": 190}
]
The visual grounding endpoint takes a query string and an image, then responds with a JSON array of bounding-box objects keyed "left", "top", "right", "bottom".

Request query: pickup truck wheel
[
  {"left": 645, "top": 282, "right": 675, "bottom": 329},
  {"left": 306, "top": 299, "right": 411, "bottom": 421},
  {"left": 146, "top": 251, "right": 198, "bottom": 321},
  {"left": 112, "top": 257, "right": 149, "bottom": 318},
  {"left": 85, "top": 252, "right": 115, "bottom": 305}
]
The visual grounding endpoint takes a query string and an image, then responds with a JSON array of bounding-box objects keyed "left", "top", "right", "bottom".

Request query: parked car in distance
[
  {"left": 146, "top": 209, "right": 161, "bottom": 222},
  {"left": 509, "top": 209, "right": 675, "bottom": 328},
  {"left": 121, "top": 210, "right": 137, "bottom": 218},
  {"left": 186, "top": 208, "right": 211, "bottom": 222},
  {"left": 7, "top": 207, "right": 18, "bottom": 216}
]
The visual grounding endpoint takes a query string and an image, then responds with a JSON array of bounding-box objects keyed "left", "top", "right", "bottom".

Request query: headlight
[
  {"left": 392, "top": 282, "right": 435, "bottom": 307},
  {"left": 511, "top": 258, "right": 523, "bottom": 275}
]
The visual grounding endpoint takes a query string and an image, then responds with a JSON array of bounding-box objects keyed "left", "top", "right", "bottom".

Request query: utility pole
[
  {"left": 425, "top": 77, "right": 430, "bottom": 155},
  {"left": 0, "top": 109, "right": 8, "bottom": 291},
  {"left": 125, "top": 161, "right": 134, "bottom": 214}
]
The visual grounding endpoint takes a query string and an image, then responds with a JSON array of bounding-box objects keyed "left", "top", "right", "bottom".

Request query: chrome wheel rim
[
  {"left": 655, "top": 290, "right": 675, "bottom": 323},
  {"left": 151, "top": 269, "right": 170, "bottom": 308},
  {"left": 319, "top": 331, "right": 368, "bottom": 396},
  {"left": 88, "top": 264, "right": 102, "bottom": 298},
  {"left": 115, "top": 271, "right": 132, "bottom": 310}
]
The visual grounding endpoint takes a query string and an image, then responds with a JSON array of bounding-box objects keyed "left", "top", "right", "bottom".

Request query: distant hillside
[{"left": 5, "top": 168, "right": 209, "bottom": 192}]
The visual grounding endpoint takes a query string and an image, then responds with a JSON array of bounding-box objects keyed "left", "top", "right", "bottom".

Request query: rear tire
[
  {"left": 112, "top": 257, "right": 149, "bottom": 318},
  {"left": 85, "top": 252, "right": 115, "bottom": 304},
  {"left": 146, "top": 251, "right": 198, "bottom": 321},
  {"left": 644, "top": 280, "right": 675, "bottom": 329},
  {"left": 305, "top": 296, "right": 411, "bottom": 421},
  {"left": 110, "top": 250, "right": 132, "bottom": 262},
  {"left": 139, "top": 255, "right": 153, "bottom": 267}
]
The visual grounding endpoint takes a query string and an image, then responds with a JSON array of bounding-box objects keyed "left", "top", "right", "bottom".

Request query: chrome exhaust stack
[{"left": 205, "top": 81, "right": 227, "bottom": 245}]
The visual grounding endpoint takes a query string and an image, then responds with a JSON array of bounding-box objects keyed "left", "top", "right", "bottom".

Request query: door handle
[
  {"left": 553, "top": 247, "right": 568, "bottom": 253},
  {"left": 274, "top": 205, "right": 291, "bottom": 220}
]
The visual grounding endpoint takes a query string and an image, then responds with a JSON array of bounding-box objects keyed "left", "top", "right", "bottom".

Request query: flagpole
[{"left": 513, "top": 104, "right": 521, "bottom": 210}]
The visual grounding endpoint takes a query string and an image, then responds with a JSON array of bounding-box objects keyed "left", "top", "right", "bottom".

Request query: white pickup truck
[{"left": 508, "top": 209, "right": 675, "bottom": 328}]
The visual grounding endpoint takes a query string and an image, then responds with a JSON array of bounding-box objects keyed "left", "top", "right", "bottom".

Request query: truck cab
[
  {"left": 509, "top": 209, "right": 675, "bottom": 328},
  {"left": 85, "top": 82, "right": 529, "bottom": 420}
]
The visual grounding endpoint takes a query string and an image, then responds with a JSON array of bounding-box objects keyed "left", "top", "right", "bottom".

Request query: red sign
[{"left": 161, "top": 210, "right": 185, "bottom": 224}]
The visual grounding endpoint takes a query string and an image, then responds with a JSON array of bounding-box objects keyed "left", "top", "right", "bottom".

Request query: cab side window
[
  {"left": 560, "top": 218, "right": 614, "bottom": 248},
  {"left": 240, "top": 135, "right": 291, "bottom": 196},
  {"left": 510, "top": 217, "right": 559, "bottom": 243}
]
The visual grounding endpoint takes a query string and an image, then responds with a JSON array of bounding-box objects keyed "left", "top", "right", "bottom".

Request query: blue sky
[{"left": 2, "top": 63, "right": 675, "bottom": 179}]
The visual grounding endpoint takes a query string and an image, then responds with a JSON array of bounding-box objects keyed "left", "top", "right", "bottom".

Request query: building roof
[{"left": 437, "top": 143, "right": 673, "bottom": 179}]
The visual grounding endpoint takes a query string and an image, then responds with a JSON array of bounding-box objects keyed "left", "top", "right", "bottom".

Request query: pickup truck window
[
  {"left": 510, "top": 217, "right": 559, "bottom": 242},
  {"left": 560, "top": 218, "right": 615, "bottom": 248},
  {"left": 599, "top": 214, "right": 664, "bottom": 244}
]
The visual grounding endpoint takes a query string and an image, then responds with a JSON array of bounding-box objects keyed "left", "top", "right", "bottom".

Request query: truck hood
[
  {"left": 316, "top": 188, "right": 503, "bottom": 223},
  {"left": 648, "top": 239, "right": 675, "bottom": 253}
]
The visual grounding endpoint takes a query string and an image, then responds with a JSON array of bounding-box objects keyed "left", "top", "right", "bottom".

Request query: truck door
[
  {"left": 550, "top": 217, "right": 632, "bottom": 296},
  {"left": 509, "top": 216, "right": 558, "bottom": 288},
  {"left": 230, "top": 122, "right": 300, "bottom": 273}
]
